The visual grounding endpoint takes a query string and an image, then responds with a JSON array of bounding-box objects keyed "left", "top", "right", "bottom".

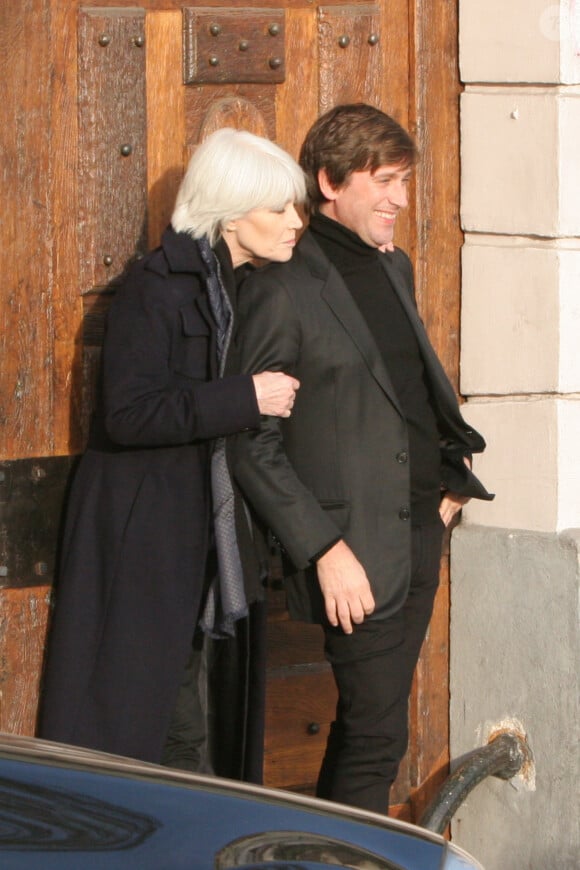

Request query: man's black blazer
[{"left": 234, "top": 229, "right": 492, "bottom": 623}]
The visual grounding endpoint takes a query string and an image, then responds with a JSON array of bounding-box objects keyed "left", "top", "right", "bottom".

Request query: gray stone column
[{"left": 451, "top": 3, "right": 580, "bottom": 867}]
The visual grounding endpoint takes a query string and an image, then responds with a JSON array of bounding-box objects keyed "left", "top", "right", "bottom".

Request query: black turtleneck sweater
[{"left": 309, "top": 213, "right": 441, "bottom": 525}]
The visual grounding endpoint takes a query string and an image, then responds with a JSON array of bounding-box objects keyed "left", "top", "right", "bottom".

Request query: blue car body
[{"left": 0, "top": 733, "right": 483, "bottom": 869}]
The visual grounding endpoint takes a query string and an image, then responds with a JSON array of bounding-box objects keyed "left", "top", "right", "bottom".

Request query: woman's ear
[{"left": 317, "top": 168, "right": 339, "bottom": 202}]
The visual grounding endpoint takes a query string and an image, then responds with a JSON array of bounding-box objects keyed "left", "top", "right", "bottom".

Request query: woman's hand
[{"left": 252, "top": 371, "right": 300, "bottom": 417}]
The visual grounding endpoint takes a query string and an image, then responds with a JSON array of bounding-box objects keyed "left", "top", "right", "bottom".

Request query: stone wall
[{"left": 451, "top": 3, "right": 580, "bottom": 867}]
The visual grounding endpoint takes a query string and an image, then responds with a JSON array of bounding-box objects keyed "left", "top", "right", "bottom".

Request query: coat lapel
[
  {"left": 300, "top": 232, "right": 404, "bottom": 416},
  {"left": 378, "top": 252, "right": 461, "bottom": 411},
  {"left": 378, "top": 252, "right": 483, "bottom": 442}
]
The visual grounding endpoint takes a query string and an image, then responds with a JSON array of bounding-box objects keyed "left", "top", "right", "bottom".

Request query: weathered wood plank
[
  {"left": 409, "top": 0, "right": 462, "bottom": 387},
  {"left": 380, "top": 0, "right": 413, "bottom": 255},
  {"left": 275, "top": 7, "right": 318, "bottom": 159},
  {"left": 264, "top": 669, "right": 336, "bottom": 791},
  {"left": 79, "top": 1, "right": 377, "bottom": 9},
  {"left": 185, "top": 84, "right": 276, "bottom": 153},
  {"left": 51, "top": 1, "right": 84, "bottom": 455},
  {"left": 318, "top": 4, "right": 383, "bottom": 113},
  {"left": 146, "top": 10, "right": 186, "bottom": 249},
  {"left": 267, "top": 614, "right": 325, "bottom": 671},
  {"left": 390, "top": 0, "right": 462, "bottom": 817},
  {"left": 0, "top": 587, "right": 51, "bottom": 734},
  {"left": 0, "top": 0, "right": 54, "bottom": 459},
  {"left": 77, "top": 7, "right": 148, "bottom": 293}
]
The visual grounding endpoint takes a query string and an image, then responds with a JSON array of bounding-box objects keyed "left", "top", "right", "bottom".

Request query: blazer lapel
[
  {"left": 378, "top": 252, "right": 461, "bottom": 413},
  {"left": 300, "top": 232, "right": 404, "bottom": 416}
]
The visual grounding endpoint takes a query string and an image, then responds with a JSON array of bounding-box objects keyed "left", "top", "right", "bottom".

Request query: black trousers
[
  {"left": 316, "top": 521, "right": 444, "bottom": 814},
  {"left": 161, "top": 547, "right": 217, "bottom": 774},
  {"left": 162, "top": 600, "right": 267, "bottom": 783},
  {"left": 161, "top": 628, "right": 211, "bottom": 772}
]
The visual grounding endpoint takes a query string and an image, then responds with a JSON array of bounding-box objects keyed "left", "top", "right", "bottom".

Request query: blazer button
[
  {"left": 398, "top": 507, "right": 410, "bottom": 521},
  {"left": 396, "top": 451, "right": 408, "bottom": 464}
]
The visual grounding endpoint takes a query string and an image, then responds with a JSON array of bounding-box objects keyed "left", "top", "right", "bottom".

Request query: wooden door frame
[{"left": 404, "top": 0, "right": 462, "bottom": 820}]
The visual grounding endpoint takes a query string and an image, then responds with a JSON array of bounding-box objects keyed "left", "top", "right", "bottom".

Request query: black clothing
[
  {"left": 316, "top": 520, "right": 443, "bottom": 812},
  {"left": 234, "top": 226, "right": 492, "bottom": 811},
  {"left": 235, "top": 228, "right": 492, "bottom": 623},
  {"left": 38, "top": 227, "right": 263, "bottom": 769},
  {"left": 309, "top": 214, "right": 441, "bottom": 524}
]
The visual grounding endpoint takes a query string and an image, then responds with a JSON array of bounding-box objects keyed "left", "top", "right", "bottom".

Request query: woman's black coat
[{"left": 38, "top": 227, "right": 263, "bottom": 768}]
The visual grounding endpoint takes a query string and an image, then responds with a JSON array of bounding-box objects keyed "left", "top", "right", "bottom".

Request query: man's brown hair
[{"left": 299, "top": 103, "right": 417, "bottom": 215}]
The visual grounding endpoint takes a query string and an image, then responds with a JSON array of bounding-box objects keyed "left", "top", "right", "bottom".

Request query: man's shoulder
[
  {"left": 249, "top": 230, "right": 324, "bottom": 287},
  {"left": 389, "top": 245, "right": 412, "bottom": 270},
  {"left": 383, "top": 245, "right": 414, "bottom": 288}
]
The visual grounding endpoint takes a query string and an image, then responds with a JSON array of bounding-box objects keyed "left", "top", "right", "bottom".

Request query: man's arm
[{"left": 234, "top": 270, "right": 374, "bottom": 633}]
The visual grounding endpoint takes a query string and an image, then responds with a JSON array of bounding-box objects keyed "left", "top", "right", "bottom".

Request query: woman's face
[{"left": 224, "top": 201, "right": 303, "bottom": 267}]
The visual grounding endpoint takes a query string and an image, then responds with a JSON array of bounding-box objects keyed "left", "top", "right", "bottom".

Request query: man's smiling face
[{"left": 319, "top": 163, "right": 412, "bottom": 250}]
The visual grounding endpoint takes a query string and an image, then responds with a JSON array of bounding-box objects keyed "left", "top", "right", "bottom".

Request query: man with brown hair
[{"left": 234, "top": 104, "right": 493, "bottom": 813}]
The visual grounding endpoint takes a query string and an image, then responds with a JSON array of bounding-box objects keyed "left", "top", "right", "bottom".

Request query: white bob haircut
[{"left": 171, "top": 127, "right": 306, "bottom": 246}]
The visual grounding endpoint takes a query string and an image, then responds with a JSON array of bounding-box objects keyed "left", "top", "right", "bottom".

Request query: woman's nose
[{"left": 289, "top": 205, "right": 303, "bottom": 228}]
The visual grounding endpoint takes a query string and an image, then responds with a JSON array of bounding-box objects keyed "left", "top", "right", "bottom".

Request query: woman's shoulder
[{"left": 112, "top": 238, "right": 205, "bottom": 314}]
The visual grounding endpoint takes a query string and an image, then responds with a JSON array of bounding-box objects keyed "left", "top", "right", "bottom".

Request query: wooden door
[{"left": 0, "top": 0, "right": 461, "bottom": 824}]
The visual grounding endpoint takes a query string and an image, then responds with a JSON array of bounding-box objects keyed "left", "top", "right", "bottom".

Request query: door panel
[
  {"left": 318, "top": 4, "right": 382, "bottom": 109},
  {"left": 0, "top": 0, "right": 461, "bottom": 825}
]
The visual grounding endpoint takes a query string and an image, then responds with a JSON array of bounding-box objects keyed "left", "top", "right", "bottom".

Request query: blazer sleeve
[
  {"left": 233, "top": 269, "right": 343, "bottom": 570},
  {"left": 102, "top": 275, "right": 260, "bottom": 447}
]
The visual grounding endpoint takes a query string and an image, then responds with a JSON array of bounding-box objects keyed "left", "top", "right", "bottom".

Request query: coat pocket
[
  {"left": 318, "top": 499, "right": 351, "bottom": 534},
  {"left": 173, "top": 304, "right": 212, "bottom": 379},
  {"left": 318, "top": 498, "right": 350, "bottom": 529}
]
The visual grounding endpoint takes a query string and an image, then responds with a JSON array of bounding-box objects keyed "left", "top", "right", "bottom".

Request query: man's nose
[{"left": 390, "top": 181, "right": 409, "bottom": 208}]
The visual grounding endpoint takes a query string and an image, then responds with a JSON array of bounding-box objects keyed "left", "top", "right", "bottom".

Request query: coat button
[
  {"left": 396, "top": 450, "right": 408, "bottom": 464},
  {"left": 398, "top": 507, "right": 410, "bottom": 521}
]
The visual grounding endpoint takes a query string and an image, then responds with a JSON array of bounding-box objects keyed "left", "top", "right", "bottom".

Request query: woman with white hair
[{"left": 38, "top": 128, "right": 305, "bottom": 775}]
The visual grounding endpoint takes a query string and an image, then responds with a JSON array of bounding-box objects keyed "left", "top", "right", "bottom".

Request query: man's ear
[{"left": 317, "top": 168, "right": 339, "bottom": 202}]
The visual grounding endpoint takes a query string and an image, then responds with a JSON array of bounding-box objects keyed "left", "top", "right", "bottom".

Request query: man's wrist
[{"left": 310, "top": 536, "right": 342, "bottom": 564}]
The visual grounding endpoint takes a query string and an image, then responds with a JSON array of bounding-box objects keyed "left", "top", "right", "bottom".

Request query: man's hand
[
  {"left": 439, "top": 492, "right": 470, "bottom": 527},
  {"left": 252, "top": 371, "right": 300, "bottom": 417},
  {"left": 316, "top": 540, "right": 375, "bottom": 634},
  {"left": 439, "top": 455, "right": 472, "bottom": 527}
]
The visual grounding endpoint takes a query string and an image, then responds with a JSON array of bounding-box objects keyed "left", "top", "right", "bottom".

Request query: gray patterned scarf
[{"left": 197, "top": 235, "right": 248, "bottom": 638}]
